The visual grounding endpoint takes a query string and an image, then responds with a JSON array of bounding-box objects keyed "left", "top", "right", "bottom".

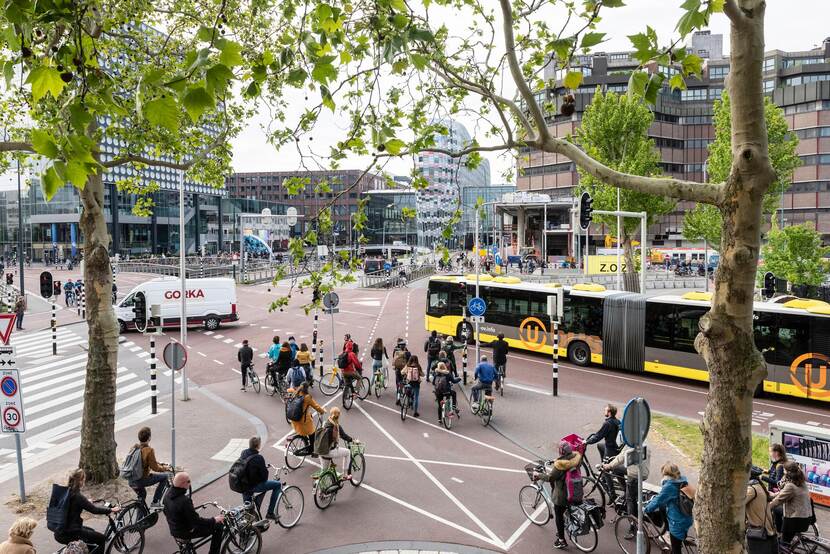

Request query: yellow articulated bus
[{"left": 425, "top": 275, "right": 830, "bottom": 401}]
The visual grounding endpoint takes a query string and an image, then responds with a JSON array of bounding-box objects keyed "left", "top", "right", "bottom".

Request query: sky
[{"left": 229, "top": 0, "right": 830, "bottom": 184}]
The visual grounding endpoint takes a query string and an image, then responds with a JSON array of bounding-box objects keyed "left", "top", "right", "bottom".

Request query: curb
[{"left": 312, "top": 541, "right": 501, "bottom": 554}]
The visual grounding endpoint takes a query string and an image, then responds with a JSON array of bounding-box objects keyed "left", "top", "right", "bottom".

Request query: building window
[
  {"left": 610, "top": 53, "right": 629, "bottom": 61},
  {"left": 783, "top": 57, "right": 825, "bottom": 68},
  {"left": 709, "top": 87, "right": 724, "bottom": 99},
  {"left": 522, "top": 162, "right": 575, "bottom": 177},
  {"left": 763, "top": 79, "right": 775, "bottom": 93},
  {"left": 709, "top": 65, "right": 729, "bottom": 79},
  {"left": 794, "top": 127, "right": 830, "bottom": 139},
  {"left": 655, "top": 137, "right": 684, "bottom": 149},
  {"left": 763, "top": 58, "right": 776, "bottom": 72},
  {"left": 799, "top": 154, "right": 830, "bottom": 166},
  {"left": 681, "top": 88, "right": 707, "bottom": 101}
]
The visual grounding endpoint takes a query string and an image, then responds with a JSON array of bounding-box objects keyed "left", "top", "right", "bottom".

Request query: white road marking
[
  {"left": 223, "top": 338, "right": 234, "bottom": 344},
  {"left": 198, "top": 352, "right": 207, "bottom": 357},
  {"left": 211, "top": 438, "right": 249, "bottom": 462},
  {"left": 214, "top": 360, "right": 224, "bottom": 365},
  {"left": 214, "top": 334, "right": 224, "bottom": 339},
  {"left": 451, "top": 477, "right": 464, "bottom": 484},
  {"left": 423, "top": 432, "right": 429, "bottom": 438},
  {"left": 506, "top": 382, "right": 552, "bottom": 396},
  {"left": 363, "top": 453, "right": 525, "bottom": 474}
]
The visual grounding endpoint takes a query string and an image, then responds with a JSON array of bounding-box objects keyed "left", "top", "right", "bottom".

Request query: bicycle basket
[
  {"left": 561, "top": 433, "right": 586, "bottom": 455},
  {"left": 524, "top": 461, "right": 546, "bottom": 480},
  {"left": 350, "top": 442, "right": 366, "bottom": 456}
]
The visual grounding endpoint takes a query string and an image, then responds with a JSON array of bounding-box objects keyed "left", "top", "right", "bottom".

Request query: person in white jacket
[{"left": 602, "top": 443, "right": 650, "bottom": 537}]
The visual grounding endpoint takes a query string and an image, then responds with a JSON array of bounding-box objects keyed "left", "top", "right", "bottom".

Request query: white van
[{"left": 116, "top": 277, "right": 239, "bottom": 333}]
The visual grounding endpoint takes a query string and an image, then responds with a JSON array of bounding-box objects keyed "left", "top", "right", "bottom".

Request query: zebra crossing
[{"left": 0, "top": 326, "right": 167, "bottom": 484}]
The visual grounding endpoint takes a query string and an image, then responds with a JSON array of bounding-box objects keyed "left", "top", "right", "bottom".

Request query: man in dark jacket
[
  {"left": 424, "top": 330, "right": 442, "bottom": 383},
  {"left": 240, "top": 436, "right": 282, "bottom": 520},
  {"left": 492, "top": 333, "right": 509, "bottom": 387},
  {"left": 585, "top": 404, "right": 621, "bottom": 460},
  {"left": 163, "top": 472, "right": 224, "bottom": 554},
  {"left": 237, "top": 340, "right": 254, "bottom": 391}
]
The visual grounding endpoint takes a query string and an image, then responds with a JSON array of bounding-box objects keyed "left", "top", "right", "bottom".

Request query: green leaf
[
  {"left": 3, "top": 61, "right": 13, "bottom": 89},
  {"left": 311, "top": 62, "right": 336, "bottom": 84},
  {"left": 31, "top": 130, "right": 59, "bottom": 158},
  {"left": 69, "top": 103, "right": 93, "bottom": 132},
  {"left": 410, "top": 27, "right": 434, "bottom": 42},
  {"left": 321, "top": 86, "right": 335, "bottom": 112},
  {"left": 144, "top": 95, "right": 179, "bottom": 132},
  {"left": 682, "top": 53, "right": 704, "bottom": 78},
  {"left": 602, "top": 0, "right": 625, "bottom": 6},
  {"left": 390, "top": 0, "right": 406, "bottom": 11},
  {"left": 549, "top": 37, "right": 575, "bottom": 62},
  {"left": 676, "top": 9, "right": 706, "bottom": 38},
  {"left": 218, "top": 40, "right": 244, "bottom": 67},
  {"left": 709, "top": 0, "right": 725, "bottom": 12},
  {"left": 644, "top": 73, "right": 665, "bottom": 104},
  {"left": 627, "top": 71, "right": 649, "bottom": 100},
  {"left": 410, "top": 53, "right": 428, "bottom": 70},
  {"left": 563, "top": 71, "right": 583, "bottom": 90},
  {"left": 580, "top": 32, "right": 606, "bottom": 49},
  {"left": 669, "top": 73, "right": 687, "bottom": 91},
  {"left": 384, "top": 138, "right": 406, "bottom": 155},
  {"left": 196, "top": 25, "right": 215, "bottom": 43},
  {"left": 287, "top": 68, "right": 308, "bottom": 87},
  {"left": 41, "top": 166, "right": 61, "bottom": 200},
  {"left": 182, "top": 86, "right": 215, "bottom": 123},
  {"left": 65, "top": 161, "right": 88, "bottom": 188},
  {"left": 205, "top": 63, "right": 234, "bottom": 95},
  {"left": 26, "top": 66, "right": 66, "bottom": 102}
]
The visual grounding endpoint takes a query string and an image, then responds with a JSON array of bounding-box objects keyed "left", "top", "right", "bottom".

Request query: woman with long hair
[
  {"left": 402, "top": 355, "right": 424, "bottom": 417},
  {"left": 53, "top": 469, "right": 120, "bottom": 551}
]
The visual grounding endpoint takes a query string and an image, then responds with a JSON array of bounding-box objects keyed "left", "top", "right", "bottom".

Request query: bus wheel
[{"left": 568, "top": 342, "right": 591, "bottom": 367}]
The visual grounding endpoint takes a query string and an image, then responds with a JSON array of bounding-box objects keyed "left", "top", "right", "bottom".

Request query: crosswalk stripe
[
  {"left": 21, "top": 361, "right": 89, "bottom": 386},
  {"left": 10, "top": 329, "right": 78, "bottom": 346},
  {"left": 25, "top": 379, "right": 147, "bottom": 431},
  {"left": 20, "top": 354, "right": 88, "bottom": 375},
  {"left": 27, "top": 372, "right": 138, "bottom": 416},
  {"left": 12, "top": 334, "right": 81, "bottom": 351},
  {"left": 25, "top": 367, "right": 130, "bottom": 400},
  {"left": 17, "top": 340, "right": 86, "bottom": 357}
]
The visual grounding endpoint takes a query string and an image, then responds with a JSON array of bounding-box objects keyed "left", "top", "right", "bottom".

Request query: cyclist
[
  {"left": 341, "top": 342, "right": 362, "bottom": 393},
  {"left": 267, "top": 336, "right": 281, "bottom": 373},
  {"left": 295, "top": 343, "right": 313, "bottom": 382},
  {"left": 769, "top": 461, "right": 812, "bottom": 544},
  {"left": 424, "top": 331, "right": 442, "bottom": 383},
  {"left": 370, "top": 338, "right": 389, "bottom": 385},
  {"left": 289, "top": 382, "right": 326, "bottom": 455},
  {"left": 237, "top": 340, "right": 254, "bottom": 392},
  {"left": 746, "top": 466, "right": 776, "bottom": 553},
  {"left": 163, "top": 472, "right": 224, "bottom": 554},
  {"left": 429, "top": 350, "right": 450, "bottom": 381},
  {"left": 392, "top": 342, "right": 410, "bottom": 406},
  {"left": 63, "top": 279, "right": 75, "bottom": 306},
  {"left": 644, "top": 462, "right": 694, "bottom": 554},
  {"left": 287, "top": 336, "right": 299, "bottom": 363},
  {"left": 471, "top": 355, "right": 497, "bottom": 404},
  {"left": 601, "top": 443, "right": 650, "bottom": 537},
  {"left": 343, "top": 334, "right": 359, "bottom": 356},
  {"left": 441, "top": 337, "right": 459, "bottom": 374},
  {"left": 538, "top": 441, "right": 582, "bottom": 550},
  {"left": 53, "top": 469, "right": 121, "bottom": 552},
  {"left": 275, "top": 341, "right": 293, "bottom": 381},
  {"left": 585, "top": 404, "right": 621, "bottom": 460},
  {"left": 239, "top": 437, "right": 281, "bottom": 521},
  {"left": 130, "top": 426, "right": 173, "bottom": 508},
  {"left": 314, "top": 407, "right": 356, "bottom": 481},
  {"left": 433, "top": 362, "right": 460, "bottom": 423},
  {"left": 492, "top": 333, "right": 509, "bottom": 389},
  {"left": 402, "top": 355, "right": 424, "bottom": 417}
]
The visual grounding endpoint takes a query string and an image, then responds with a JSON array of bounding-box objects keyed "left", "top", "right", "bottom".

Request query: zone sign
[{"left": 0, "top": 348, "right": 25, "bottom": 434}]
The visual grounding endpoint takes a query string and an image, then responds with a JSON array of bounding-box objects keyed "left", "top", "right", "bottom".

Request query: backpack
[
  {"left": 564, "top": 465, "right": 584, "bottom": 504},
  {"left": 427, "top": 338, "right": 440, "bottom": 356},
  {"left": 337, "top": 351, "right": 349, "bottom": 369},
  {"left": 434, "top": 374, "right": 450, "bottom": 395},
  {"left": 406, "top": 365, "right": 421, "bottom": 382},
  {"left": 678, "top": 483, "right": 695, "bottom": 517},
  {"left": 287, "top": 366, "right": 304, "bottom": 387},
  {"left": 228, "top": 454, "right": 254, "bottom": 493},
  {"left": 286, "top": 395, "right": 306, "bottom": 422},
  {"left": 46, "top": 483, "right": 71, "bottom": 532},
  {"left": 119, "top": 446, "right": 144, "bottom": 483}
]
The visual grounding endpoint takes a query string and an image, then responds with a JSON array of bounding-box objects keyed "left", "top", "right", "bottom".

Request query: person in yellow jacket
[{"left": 296, "top": 343, "right": 313, "bottom": 382}]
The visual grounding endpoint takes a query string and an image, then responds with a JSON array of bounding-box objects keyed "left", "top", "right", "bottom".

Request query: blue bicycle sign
[{"left": 467, "top": 297, "right": 487, "bottom": 317}]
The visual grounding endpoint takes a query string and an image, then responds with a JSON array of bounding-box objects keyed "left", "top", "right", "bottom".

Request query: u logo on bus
[
  {"left": 519, "top": 317, "right": 548, "bottom": 351},
  {"left": 790, "top": 353, "right": 830, "bottom": 398}
]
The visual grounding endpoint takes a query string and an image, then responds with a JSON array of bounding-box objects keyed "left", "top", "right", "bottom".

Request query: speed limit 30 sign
[{"left": 0, "top": 346, "right": 25, "bottom": 434}]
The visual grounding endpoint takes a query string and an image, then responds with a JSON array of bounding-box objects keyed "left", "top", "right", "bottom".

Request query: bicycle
[
  {"left": 470, "top": 386, "right": 494, "bottom": 426},
  {"left": 312, "top": 441, "right": 366, "bottom": 510},
  {"left": 517, "top": 461, "right": 599, "bottom": 552},
  {"left": 341, "top": 374, "right": 370, "bottom": 410},
  {"left": 172, "top": 501, "right": 261, "bottom": 554},
  {"left": 117, "top": 470, "right": 190, "bottom": 538},
  {"left": 284, "top": 416, "right": 322, "bottom": 470},
  {"left": 438, "top": 392, "right": 459, "bottom": 430},
  {"left": 496, "top": 364, "right": 506, "bottom": 397},
  {"left": 781, "top": 532, "right": 830, "bottom": 554},
  {"left": 372, "top": 363, "right": 389, "bottom": 398},
  {"left": 240, "top": 464, "right": 304, "bottom": 530},
  {"left": 615, "top": 511, "right": 696, "bottom": 554},
  {"left": 263, "top": 365, "right": 287, "bottom": 397},
  {"left": 244, "top": 364, "right": 261, "bottom": 394},
  {"left": 319, "top": 365, "right": 343, "bottom": 396},
  {"left": 399, "top": 383, "right": 414, "bottom": 421},
  {"left": 55, "top": 499, "right": 145, "bottom": 554}
]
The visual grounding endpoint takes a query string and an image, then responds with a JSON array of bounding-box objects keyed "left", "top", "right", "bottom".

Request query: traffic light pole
[{"left": 474, "top": 209, "right": 480, "bottom": 367}]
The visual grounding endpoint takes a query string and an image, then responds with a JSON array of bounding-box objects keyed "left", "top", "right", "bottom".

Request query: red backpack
[{"left": 564, "top": 465, "right": 584, "bottom": 504}]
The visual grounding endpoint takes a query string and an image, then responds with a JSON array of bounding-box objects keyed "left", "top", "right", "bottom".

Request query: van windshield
[{"left": 121, "top": 293, "right": 135, "bottom": 307}]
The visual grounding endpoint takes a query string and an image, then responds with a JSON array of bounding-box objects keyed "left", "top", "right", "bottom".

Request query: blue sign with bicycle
[{"left": 467, "top": 297, "right": 486, "bottom": 317}]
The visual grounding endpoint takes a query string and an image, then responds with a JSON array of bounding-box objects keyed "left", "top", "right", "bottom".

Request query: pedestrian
[
  {"left": 238, "top": 340, "right": 254, "bottom": 391},
  {"left": 129, "top": 427, "right": 173, "bottom": 508},
  {"left": 746, "top": 467, "right": 777, "bottom": 554},
  {"left": 644, "top": 463, "right": 694, "bottom": 554},
  {"left": 13, "top": 296, "right": 24, "bottom": 330},
  {"left": 517, "top": 258, "right": 523, "bottom": 274},
  {"left": 769, "top": 461, "right": 813, "bottom": 544},
  {"left": 424, "top": 330, "right": 441, "bottom": 383},
  {"left": 540, "top": 440, "right": 583, "bottom": 549},
  {"left": 763, "top": 443, "right": 787, "bottom": 492},
  {"left": 0, "top": 517, "right": 37, "bottom": 554},
  {"left": 402, "top": 355, "right": 424, "bottom": 417}
]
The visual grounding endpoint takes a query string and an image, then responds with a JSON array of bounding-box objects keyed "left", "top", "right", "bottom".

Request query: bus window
[
  {"left": 675, "top": 308, "right": 707, "bottom": 353},
  {"left": 510, "top": 293, "right": 531, "bottom": 318},
  {"left": 774, "top": 314, "right": 810, "bottom": 366},
  {"left": 645, "top": 303, "right": 674, "bottom": 349},
  {"left": 754, "top": 311, "right": 777, "bottom": 361},
  {"left": 564, "top": 295, "right": 603, "bottom": 338},
  {"left": 482, "top": 287, "right": 510, "bottom": 325},
  {"left": 428, "top": 291, "right": 449, "bottom": 314}
]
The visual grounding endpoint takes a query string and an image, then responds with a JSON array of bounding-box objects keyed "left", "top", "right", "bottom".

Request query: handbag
[{"left": 746, "top": 483, "right": 773, "bottom": 541}]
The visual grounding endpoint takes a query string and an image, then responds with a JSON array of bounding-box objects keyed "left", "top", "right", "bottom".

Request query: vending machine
[{"left": 770, "top": 420, "right": 830, "bottom": 508}]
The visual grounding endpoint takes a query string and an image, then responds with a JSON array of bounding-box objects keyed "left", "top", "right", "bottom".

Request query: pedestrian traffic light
[
  {"left": 39, "top": 271, "right": 53, "bottom": 298},
  {"left": 579, "top": 192, "right": 593, "bottom": 231},
  {"left": 457, "top": 282, "right": 467, "bottom": 310},
  {"left": 5, "top": 273, "right": 12, "bottom": 286},
  {"left": 763, "top": 272, "right": 776, "bottom": 300},
  {"left": 133, "top": 291, "right": 148, "bottom": 332}
]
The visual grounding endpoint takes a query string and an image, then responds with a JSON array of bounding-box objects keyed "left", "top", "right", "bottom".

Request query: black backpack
[
  {"left": 434, "top": 374, "right": 450, "bottom": 396},
  {"left": 46, "top": 483, "right": 71, "bottom": 532},
  {"left": 228, "top": 454, "right": 254, "bottom": 493},
  {"left": 337, "top": 351, "right": 349, "bottom": 369},
  {"left": 427, "top": 338, "right": 440, "bottom": 356},
  {"left": 286, "top": 395, "right": 306, "bottom": 422}
]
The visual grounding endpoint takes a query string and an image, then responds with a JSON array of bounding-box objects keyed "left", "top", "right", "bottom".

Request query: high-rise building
[
  {"left": 415, "top": 119, "right": 491, "bottom": 248},
  {"left": 519, "top": 32, "right": 830, "bottom": 254}
]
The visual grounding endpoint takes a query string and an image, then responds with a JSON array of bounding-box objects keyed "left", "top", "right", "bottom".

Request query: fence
[
  {"left": 360, "top": 264, "right": 436, "bottom": 288},
  {"left": 117, "top": 260, "right": 305, "bottom": 285}
]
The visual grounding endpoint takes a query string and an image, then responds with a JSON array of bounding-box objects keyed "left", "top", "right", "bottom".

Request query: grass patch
[{"left": 651, "top": 413, "right": 769, "bottom": 469}]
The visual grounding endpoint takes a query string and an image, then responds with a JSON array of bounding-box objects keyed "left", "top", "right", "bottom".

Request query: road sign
[
  {"left": 469, "top": 315, "right": 485, "bottom": 323},
  {"left": 322, "top": 292, "right": 340, "bottom": 310},
  {"left": 0, "top": 314, "right": 15, "bottom": 345},
  {"left": 323, "top": 307, "right": 340, "bottom": 315},
  {"left": 286, "top": 207, "right": 298, "bottom": 226},
  {"left": 467, "top": 297, "right": 487, "bottom": 317},
  {"left": 0, "top": 347, "right": 24, "bottom": 434},
  {"left": 621, "top": 397, "right": 651, "bottom": 448},
  {"left": 163, "top": 341, "right": 188, "bottom": 371}
]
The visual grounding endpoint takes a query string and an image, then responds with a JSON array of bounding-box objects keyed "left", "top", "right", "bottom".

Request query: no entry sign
[{"left": 0, "top": 346, "right": 25, "bottom": 434}]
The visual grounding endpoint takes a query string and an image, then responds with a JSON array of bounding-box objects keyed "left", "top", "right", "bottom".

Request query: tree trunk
[
  {"left": 694, "top": 3, "right": 774, "bottom": 552},
  {"left": 77, "top": 169, "right": 120, "bottom": 483},
  {"left": 621, "top": 232, "right": 639, "bottom": 293}
]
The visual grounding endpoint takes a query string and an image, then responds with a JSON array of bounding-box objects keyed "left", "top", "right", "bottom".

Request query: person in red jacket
[{"left": 341, "top": 342, "right": 363, "bottom": 395}]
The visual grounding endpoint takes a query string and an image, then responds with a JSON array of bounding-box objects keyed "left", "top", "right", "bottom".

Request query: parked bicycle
[
  {"left": 56, "top": 499, "right": 145, "bottom": 554},
  {"left": 312, "top": 441, "right": 366, "bottom": 510}
]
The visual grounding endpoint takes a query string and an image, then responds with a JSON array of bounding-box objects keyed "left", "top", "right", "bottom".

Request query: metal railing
[
  {"left": 116, "top": 260, "right": 307, "bottom": 285},
  {"left": 360, "top": 264, "right": 436, "bottom": 288}
]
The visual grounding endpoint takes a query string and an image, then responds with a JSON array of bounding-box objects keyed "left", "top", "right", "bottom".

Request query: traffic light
[
  {"left": 457, "top": 282, "right": 467, "bottom": 311},
  {"left": 5, "top": 273, "right": 12, "bottom": 286},
  {"left": 579, "top": 192, "right": 593, "bottom": 231},
  {"left": 133, "top": 291, "right": 147, "bottom": 332},
  {"left": 39, "top": 271, "right": 53, "bottom": 298},
  {"left": 763, "top": 272, "right": 776, "bottom": 300}
]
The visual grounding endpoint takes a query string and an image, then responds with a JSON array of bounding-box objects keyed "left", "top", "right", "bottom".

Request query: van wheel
[
  {"left": 204, "top": 316, "right": 220, "bottom": 331},
  {"left": 568, "top": 342, "right": 591, "bottom": 367},
  {"left": 118, "top": 320, "right": 126, "bottom": 334}
]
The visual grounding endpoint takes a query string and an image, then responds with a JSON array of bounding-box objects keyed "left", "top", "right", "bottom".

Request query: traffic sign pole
[
  {"left": 0, "top": 346, "right": 26, "bottom": 502},
  {"left": 51, "top": 301, "right": 57, "bottom": 356}
]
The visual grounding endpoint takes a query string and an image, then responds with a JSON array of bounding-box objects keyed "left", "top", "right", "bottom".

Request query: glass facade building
[{"left": 362, "top": 189, "right": 418, "bottom": 246}]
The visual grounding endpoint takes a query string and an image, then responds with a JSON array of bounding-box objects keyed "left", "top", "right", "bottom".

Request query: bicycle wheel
[
  {"left": 441, "top": 400, "right": 453, "bottom": 430},
  {"left": 264, "top": 373, "right": 275, "bottom": 396},
  {"left": 342, "top": 386, "right": 354, "bottom": 410},
  {"left": 566, "top": 508, "right": 598, "bottom": 553},
  {"left": 116, "top": 501, "right": 148, "bottom": 531},
  {"left": 314, "top": 473, "right": 337, "bottom": 510},
  {"left": 221, "top": 525, "right": 261, "bottom": 554},
  {"left": 400, "top": 393, "right": 409, "bottom": 421},
  {"left": 249, "top": 371, "right": 261, "bottom": 393},
  {"left": 107, "top": 524, "right": 145, "bottom": 553},
  {"left": 319, "top": 369, "right": 341, "bottom": 396},
  {"left": 582, "top": 476, "right": 607, "bottom": 508},
  {"left": 482, "top": 399, "right": 493, "bottom": 426},
  {"left": 276, "top": 485, "right": 304, "bottom": 529},
  {"left": 284, "top": 435, "right": 307, "bottom": 470},
  {"left": 358, "top": 377, "right": 371, "bottom": 400},
  {"left": 614, "top": 515, "right": 647, "bottom": 554},
  {"left": 518, "top": 484, "right": 550, "bottom": 525},
  {"left": 349, "top": 453, "right": 366, "bottom": 487},
  {"left": 383, "top": 365, "right": 389, "bottom": 388}
]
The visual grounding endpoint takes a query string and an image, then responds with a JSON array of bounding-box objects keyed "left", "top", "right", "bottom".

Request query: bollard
[
  {"left": 312, "top": 310, "right": 318, "bottom": 370},
  {"left": 462, "top": 345, "right": 468, "bottom": 385},
  {"left": 51, "top": 301, "right": 57, "bottom": 355},
  {"left": 81, "top": 287, "right": 86, "bottom": 319},
  {"left": 552, "top": 320, "right": 559, "bottom": 397},
  {"left": 150, "top": 335, "right": 158, "bottom": 414},
  {"left": 76, "top": 288, "right": 81, "bottom": 317},
  {"left": 319, "top": 341, "right": 324, "bottom": 378}
]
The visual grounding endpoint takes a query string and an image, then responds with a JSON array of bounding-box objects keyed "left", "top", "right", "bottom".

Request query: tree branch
[
  {"left": 0, "top": 142, "right": 35, "bottom": 154},
  {"left": 498, "top": 0, "right": 547, "bottom": 142},
  {"left": 103, "top": 130, "right": 227, "bottom": 169},
  {"left": 723, "top": 0, "right": 747, "bottom": 25},
  {"left": 541, "top": 136, "right": 725, "bottom": 204},
  {"left": 384, "top": 142, "right": 517, "bottom": 159}
]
